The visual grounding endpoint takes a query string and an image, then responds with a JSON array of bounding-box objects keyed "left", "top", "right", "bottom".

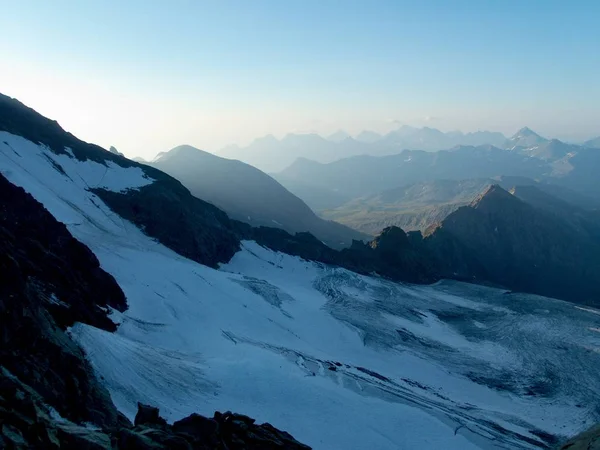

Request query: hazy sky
[{"left": 1, "top": 0, "right": 599, "bottom": 159}]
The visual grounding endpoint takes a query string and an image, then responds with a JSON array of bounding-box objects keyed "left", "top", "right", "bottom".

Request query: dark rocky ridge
[
  {"left": 94, "top": 183, "right": 242, "bottom": 269},
  {"left": 1, "top": 371, "right": 311, "bottom": 449},
  {"left": 0, "top": 173, "right": 126, "bottom": 428},
  {"left": 119, "top": 404, "right": 311, "bottom": 449},
  {"left": 418, "top": 185, "right": 600, "bottom": 305}
]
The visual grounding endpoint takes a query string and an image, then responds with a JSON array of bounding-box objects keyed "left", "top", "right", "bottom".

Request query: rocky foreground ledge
[{"left": 0, "top": 370, "right": 311, "bottom": 449}]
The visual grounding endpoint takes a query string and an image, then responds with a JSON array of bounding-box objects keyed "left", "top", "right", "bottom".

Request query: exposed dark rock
[
  {"left": 172, "top": 414, "right": 220, "bottom": 447},
  {"left": 422, "top": 185, "right": 600, "bottom": 304},
  {"left": 93, "top": 181, "right": 242, "bottom": 269},
  {"left": 0, "top": 173, "right": 126, "bottom": 428},
  {"left": 245, "top": 224, "right": 439, "bottom": 284},
  {"left": 135, "top": 403, "right": 167, "bottom": 428},
  {"left": 0, "top": 374, "right": 314, "bottom": 449}
]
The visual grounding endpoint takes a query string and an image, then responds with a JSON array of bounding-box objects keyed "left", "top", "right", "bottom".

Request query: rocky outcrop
[
  {"left": 121, "top": 403, "right": 312, "bottom": 450},
  {"left": 94, "top": 182, "right": 242, "bottom": 269},
  {"left": 0, "top": 373, "right": 311, "bottom": 450},
  {"left": 0, "top": 173, "right": 126, "bottom": 428},
  {"left": 421, "top": 185, "right": 600, "bottom": 304},
  {"left": 244, "top": 223, "right": 440, "bottom": 284}
]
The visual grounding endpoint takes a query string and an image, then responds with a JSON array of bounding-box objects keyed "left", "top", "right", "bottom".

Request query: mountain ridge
[{"left": 150, "top": 144, "right": 370, "bottom": 249}]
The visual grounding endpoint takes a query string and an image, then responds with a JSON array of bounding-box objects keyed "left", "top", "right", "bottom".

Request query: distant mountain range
[
  {"left": 274, "top": 129, "right": 600, "bottom": 214},
  {"left": 219, "top": 126, "right": 510, "bottom": 172},
  {"left": 218, "top": 126, "right": 600, "bottom": 174},
  {"left": 275, "top": 144, "right": 550, "bottom": 202},
  {"left": 150, "top": 145, "right": 370, "bottom": 249}
]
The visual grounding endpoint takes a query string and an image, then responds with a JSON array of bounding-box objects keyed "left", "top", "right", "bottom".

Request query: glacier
[{"left": 2, "top": 131, "right": 600, "bottom": 449}]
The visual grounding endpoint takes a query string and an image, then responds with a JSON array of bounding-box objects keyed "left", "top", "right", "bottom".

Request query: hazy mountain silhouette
[
  {"left": 219, "top": 127, "right": 509, "bottom": 172},
  {"left": 270, "top": 173, "right": 353, "bottom": 212},
  {"left": 219, "top": 133, "right": 366, "bottom": 172},
  {"left": 355, "top": 130, "right": 383, "bottom": 143},
  {"left": 550, "top": 146, "right": 600, "bottom": 200},
  {"left": 505, "top": 127, "right": 548, "bottom": 149},
  {"left": 151, "top": 145, "right": 370, "bottom": 249},
  {"left": 277, "top": 145, "right": 549, "bottom": 201},
  {"left": 584, "top": 136, "right": 600, "bottom": 148},
  {"left": 327, "top": 130, "right": 351, "bottom": 142}
]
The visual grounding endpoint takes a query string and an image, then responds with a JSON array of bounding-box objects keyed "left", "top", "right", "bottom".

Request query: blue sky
[{"left": 1, "top": 0, "right": 599, "bottom": 158}]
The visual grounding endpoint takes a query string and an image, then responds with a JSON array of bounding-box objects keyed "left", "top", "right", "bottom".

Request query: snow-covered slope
[{"left": 2, "top": 131, "right": 600, "bottom": 449}]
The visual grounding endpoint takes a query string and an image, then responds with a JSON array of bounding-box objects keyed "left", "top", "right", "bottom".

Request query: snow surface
[{"left": 2, "top": 132, "right": 600, "bottom": 449}]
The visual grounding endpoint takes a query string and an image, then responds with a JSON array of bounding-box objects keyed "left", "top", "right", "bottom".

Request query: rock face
[
  {"left": 421, "top": 185, "right": 600, "bottom": 304},
  {"left": 121, "top": 404, "right": 312, "bottom": 450},
  {"left": 0, "top": 173, "right": 126, "bottom": 428},
  {"left": 243, "top": 223, "right": 440, "bottom": 284},
  {"left": 94, "top": 182, "right": 243, "bottom": 269},
  {"left": 0, "top": 375, "right": 312, "bottom": 450}
]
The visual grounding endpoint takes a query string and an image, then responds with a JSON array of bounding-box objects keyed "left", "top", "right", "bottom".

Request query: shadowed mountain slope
[{"left": 150, "top": 145, "right": 369, "bottom": 249}]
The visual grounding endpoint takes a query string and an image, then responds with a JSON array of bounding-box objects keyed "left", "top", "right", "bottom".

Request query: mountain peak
[
  {"left": 471, "top": 184, "right": 517, "bottom": 207},
  {"left": 251, "top": 134, "right": 279, "bottom": 146},
  {"left": 510, "top": 127, "right": 545, "bottom": 141},
  {"left": 152, "top": 145, "right": 214, "bottom": 163},
  {"left": 108, "top": 146, "right": 123, "bottom": 156},
  {"left": 515, "top": 126, "right": 537, "bottom": 137},
  {"left": 369, "top": 226, "right": 410, "bottom": 250},
  {"left": 355, "top": 130, "right": 382, "bottom": 143},
  {"left": 507, "top": 127, "right": 548, "bottom": 149},
  {"left": 327, "top": 130, "right": 351, "bottom": 142}
]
